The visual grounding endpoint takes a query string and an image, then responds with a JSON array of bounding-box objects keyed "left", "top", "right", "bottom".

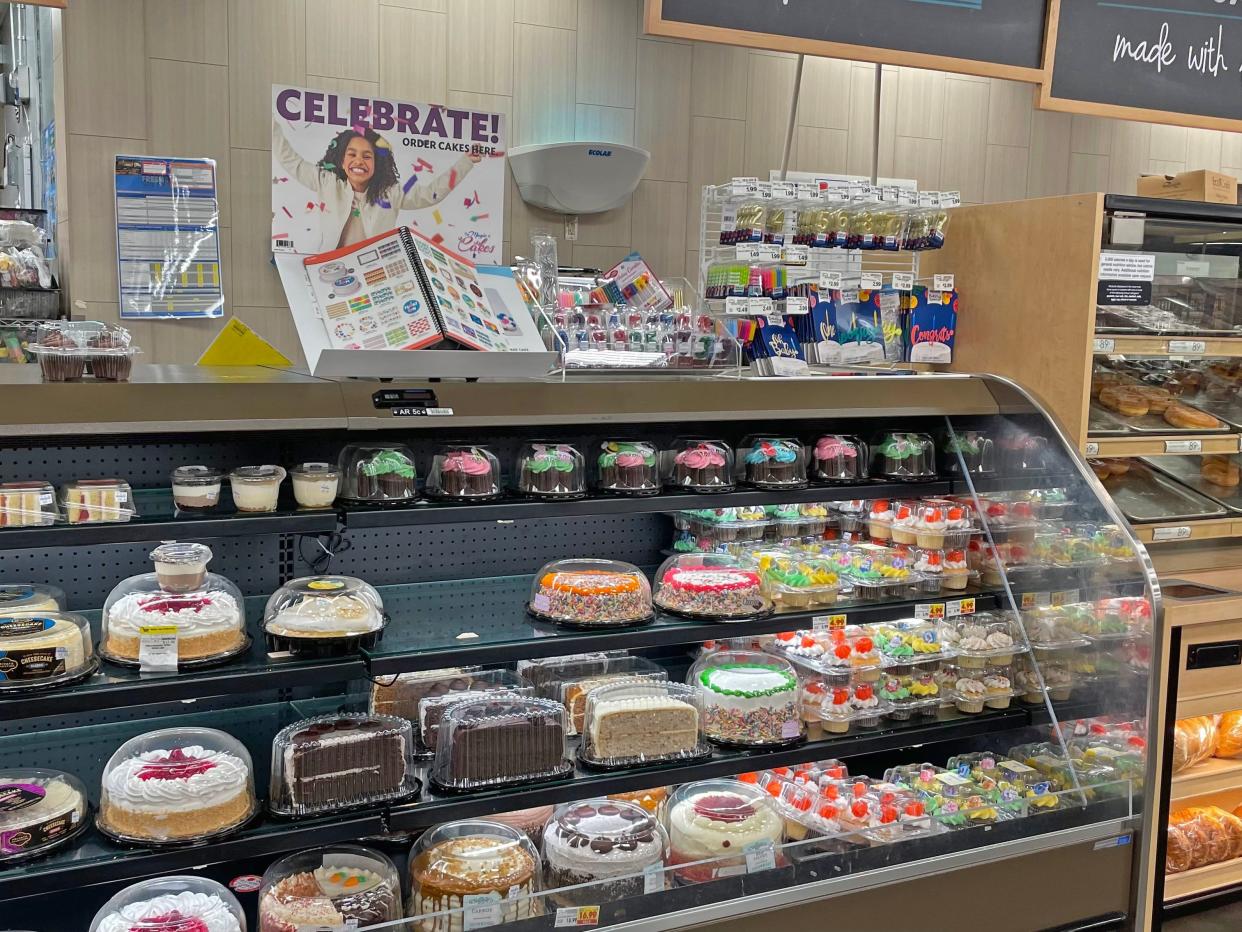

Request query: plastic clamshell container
[
  {"left": 528, "top": 559, "right": 654, "bottom": 628},
  {"left": 810, "top": 434, "right": 869, "bottom": 484},
  {"left": 746, "top": 548, "right": 839, "bottom": 609},
  {"left": 832, "top": 499, "right": 869, "bottom": 535},
  {"left": 425, "top": 445, "right": 502, "bottom": 501},
  {"left": 869, "top": 619, "right": 947, "bottom": 670},
  {"left": 85, "top": 323, "right": 140, "bottom": 382},
  {"left": 29, "top": 321, "right": 89, "bottom": 382},
  {"left": 268, "top": 713, "right": 417, "bottom": 817},
  {"left": 664, "top": 779, "right": 784, "bottom": 884},
  {"left": 100, "top": 543, "right": 248, "bottom": 669},
  {"left": 828, "top": 543, "right": 924, "bottom": 601},
  {"left": 263, "top": 575, "right": 385, "bottom": 657},
  {"left": 407, "top": 820, "right": 542, "bottom": 928},
  {"left": 368, "top": 665, "right": 484, "bottom": 721},
  {"left": 516, "top": 441, "right": 587, "bottom": 499},
  {"left": 96, "top": 727, "right": 257, "bottom": 845},
  {"left": 874, "top": 432, "right": 937, "bottom": 481},
  {"left": 290, "top": 462, "right": 341, "bottom": 509},
  {"left": 652, "top": 553, "right": 771, "bottom": 621},
  {"left": 0, "top": 480, "right": 59, "bottom": 527},
  {"left": 429, "top": 695, "right": 572, "bottom": 792},
  {"left": 579, "top": 679, "right": 709, "bottom": 769},
  {"left": 595, "top": 440, "right": 660, "bottom": 496},
  {"left": 169, "top": 465, "right": 223, "bottom": 512},
  {"left": 542, "top": 799, "right": 669, "bottom": 907},
  {"left": 531, "top": 654, "right": 667, "bottom": 736},
  {"left": 937, "top": 613, "right": 1026, "bottom": 668},
  {"left": 1033, "top": 530, "right": 1108, "bottom": 570},
  {"left": 337, "top": 444, "right": 417, "bottom": 505},
  {"left": 414, "top": 670, "right": 530, "bottom": 754},
  {"left": 913, "top": 501, "right": 976, "bottom": 550},
  {"left": 0, "top": 583, "right": 65, "bottom": 614},
  {"left": 943, "top": 431, "right": 996, "bottom": 475},
  {"left": 739, "top": 436, "right": 808, "bottom": 489},
  {"left": 1021, "top": 606, "right": 1092, "bottom": 650},
  {"left": 663, "top": 438, "right": 735, "bottom": 493},
  {"left": 1084, "top": 597, "right": 1150, "bottom": 642},
  {"left": 0, "top": 768, "right": 89, "bottom": 863},
  {"left": 228, "top": 465, "right": 286, "bottom": 514},
  {"left": 258, "top": 843, "right": 404, "bottom": 930},
  {"left": 0, "top": 611, "right": 98, "bottom": 691},
  {"left": 943, "top": 661, "right": 1014, "bottom": 713},
  {"left": 514, "top": 650, "right": 629, "bottom": 691},
  {"left": 686, "top": 507, "right": 769, "bottom": 544},
  {"left": 59, "top": 479, "right": 135, "bottom": 524},
  {"left": 768, "top": 627, "right": 882, "bottom": 682},
  {"left": 90, "top": 876, "right": 247, "bottom": 932},
  {"left": 690, "top": 649, "right": 803, "bottom": 747}
]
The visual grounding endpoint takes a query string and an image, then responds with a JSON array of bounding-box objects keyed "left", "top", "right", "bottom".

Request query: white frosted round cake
[
  {"left": 666, "top": 781, "right": 783, "bottom": 883},
  {"left": 696, "top": 661, "right": 801, "bottom": 746},
  {"left": 104, "top": 590, "right": 244, "bottom": 663},
  {"left": 94, "top": 890, "right": 243, "bottom": 932}
]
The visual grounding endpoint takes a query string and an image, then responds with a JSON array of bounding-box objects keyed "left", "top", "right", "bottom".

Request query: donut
[
  {"left": 1090, "top": 460, "right": 1110, "bottom": 481},
  {"left": 1133, "top": 385, "right": 1174, "bottom": 413},
  {"left": 1108, "top": 460, "right": 1131, "bottom": 477},
  {"left": 1202, "top": 456, "right": 1241, "bottom": 488},
  {"left": 1099, "top": 386, "right": 1149, "bottom": 417},
  {"left": 1164, "top": 402, "right": 1222, "bottom": 430}
]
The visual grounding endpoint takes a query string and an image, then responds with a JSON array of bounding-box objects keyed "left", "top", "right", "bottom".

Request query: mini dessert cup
[
  {"left": 229, "top": 465, "right": 286, "bottom": 513},
  {"left": 170, "top": 465, "right": 223, "bottom": 512},
  {"left": 149, "top": 541, "right": 211, "bottom": 592},
  {"left": 290, "top": 462, "right": 340, "bottom": 509}
]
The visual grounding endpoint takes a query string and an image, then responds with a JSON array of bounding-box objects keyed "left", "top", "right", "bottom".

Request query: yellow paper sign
[{"left": 197, "top": 317, "right": 292, "bottom": 367}]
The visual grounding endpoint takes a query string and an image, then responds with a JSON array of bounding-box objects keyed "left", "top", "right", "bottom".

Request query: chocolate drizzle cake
[
  {"left": 431, "top": 696, "right": 570, "bottom": 791},
  {"left": 270, "top": 714, "right": 414, "bottom": 816}
]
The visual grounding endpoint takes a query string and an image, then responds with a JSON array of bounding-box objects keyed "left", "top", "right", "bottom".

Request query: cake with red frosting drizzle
[
  {"left": 653, "top": 556, "right": 768, "bottom": 619},
  {"left": 665, "top": 779, "right": 784, "bottom": 883}
]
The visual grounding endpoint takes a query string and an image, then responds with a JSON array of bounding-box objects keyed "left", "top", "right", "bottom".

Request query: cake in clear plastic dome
[{"left": 89, "top": 876, "right": 246, "bottom": 932}]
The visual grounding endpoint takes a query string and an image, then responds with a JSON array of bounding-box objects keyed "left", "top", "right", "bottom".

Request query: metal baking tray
[
  {"left": 1143, "top": 455, "right": 1242, "bottom": 515},
  {"left": 1185, "top": 396, "right": 1242, "bottom": 431},
  {"left": 1088, "top": 403, "right": 1134, "bottom": 435},
  {"left": 1098, "top": 459, "right": 1228, "bottom": 523},
  {"left": 1092, "top": 399, "right": 1232, "bottom": 434}
]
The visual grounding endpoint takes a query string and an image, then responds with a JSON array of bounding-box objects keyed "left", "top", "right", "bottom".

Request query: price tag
[
  {"left": 813, "top": 613, "right": 848, "bottom": 630},
  {"left": 724, "top": 296, "right": 749, "bottom": 315},
  {"left": 819, "top": 271, "right": 843, "bottom": 290},
  {"left": 784, "top": 295, "right": 811, "bottom": 315},
  {"left": 643, "top": 861, "right": 666, "bottom": 894},
  {"left": 1165, "top": 440, "right": 1203, "bottom": 454},
  {"left": 736, "top": 244, "right": 761, "bottom": 262},
  {"left": 933, "top": 273, "right": 955, "bottom": 292},
  {"left": 37, "top": 491, "right": 53, "bottom": 505},
  {"left": 918, "top": 191, "right": 939, "bottom": 208},
  {"left": 1153, "top": 525, "right": 1192, "bottom": 541},
  {"left": 462, "top": 895, "right": 503, "bottom": 931},
  {"left": 1177, "top": 260, "right": 1211, "bottom": 277},
  {"left": 555, "top": 907, "right": 601, "bottom": 928},
  {"left": 138, "top": 625, "right": 179, "bottom": 672},
  {"left": 946, "top": 597, "right": 976, "bottom": 618},
  {"left": 940, "top": 191, "right": 962, "bottom": 208},
  {"left": 781, "top": 244, "right": 809, "bottom": 265},
  {"left": 1050, "top": 589, "right": 1080, "bottom": 607},
  {"left": 772, "top": 181, "right": 797, "bottom": 199},
  {"left": 1085, "top": 442, "right": 1100, "bottom": 456},
  {"left": 756, "top": 182, "right": 774, "bottom": 200},
  {"left": 860, "top": 272, "right": 884, "bottom": 290},
  {"left": 748, "top": 297, "right": 774, "bottom": 316},
  {"left": 756, "top": 244, "right": 783, "bottom": 262},
  {"left": 915, "top": 602, "right": 946, "bottom": 620},
  {"left": 1019, "top": 592, "right": 1039, "bottom": 610},
  {"left": 1167, "top": 340, "right": 1207, "bottom": 355},
  {"left": 744, "top": 841, "right": 777, "bottom": 873},
  {"left": 1092, "top": 338, "right": 1115, "bottom": 353},
  {"left": 731, "top": 176, "right": 759, "bottom": 196},
  {"left": 892, "top": 271, "right": 915, "bottom": 291}
]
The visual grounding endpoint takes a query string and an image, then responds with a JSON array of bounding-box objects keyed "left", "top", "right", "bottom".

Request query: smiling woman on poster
[{"left": 273, "top": 120, "right": 480, "bottom": 250}]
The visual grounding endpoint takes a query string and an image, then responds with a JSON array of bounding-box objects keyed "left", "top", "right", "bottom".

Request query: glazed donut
[
  {"left": 1090, "top": 460, "right": 1111, "bottom": 481},
  {"left": 1099, "top": 386, "right": 1149, "bottom": 417},
  {"left": 1202, "top": 456, "right": 1241, "bottom": 488},
  {"left": 1133, "top": 385, "right": 1174, "bottom": 413},
  {"left": 1108, "top": 460, "right": 1131, "bottom": 477},
  {"left": 1164, "top": 402, "right": 1222, "bottom": 430}
]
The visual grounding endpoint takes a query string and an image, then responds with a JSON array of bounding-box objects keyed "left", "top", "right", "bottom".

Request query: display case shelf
[
  {"left": 1085, "top": 435, "right": 1242, "bottom": 458},
  {"left": 1172, "top": 758, "right": 1242, "bottom": 800},
  {"left": 1091, "top": 335, "right": 1242, "bottom": 359},
  {"left": 1165, "top": 858, "right": 1242, "bottom": 904},
  {"left": 1131, "top": 517, "right": 1242, "bottom": 545}
]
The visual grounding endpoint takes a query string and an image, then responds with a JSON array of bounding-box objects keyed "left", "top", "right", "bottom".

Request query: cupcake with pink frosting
[
  {"left": 811, "top": 435, "right": 867, "bottom": 483},
  {"left": 428, "top": 446, "right": 501, "bottom": 500},
  {"left": 667, "top": 440, "right": 734, "bottom": 492}
]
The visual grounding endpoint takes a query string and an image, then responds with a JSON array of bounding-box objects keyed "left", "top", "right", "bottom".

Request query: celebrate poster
[{"left": 271, "top": 84, "right": 505, "bottom": 263}]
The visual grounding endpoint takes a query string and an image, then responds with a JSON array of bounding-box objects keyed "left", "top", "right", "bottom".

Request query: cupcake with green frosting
[
  {"left": 520, "top": 442, "right": 586, "bottom": 498},
  {"left": 359, "top": 448, "right": 416, "bottom": 501},
  {"left": 597, "top": 440, "right": 658, "bottom": 495}
]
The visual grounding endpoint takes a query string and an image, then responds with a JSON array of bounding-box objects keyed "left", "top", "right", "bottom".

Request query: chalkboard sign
[
  {"left": 644, "top": 0, "right": 1049, "bottom": 82},
  {"left": 1041, "top": 0, "right": 1242, "bottom": 131}
]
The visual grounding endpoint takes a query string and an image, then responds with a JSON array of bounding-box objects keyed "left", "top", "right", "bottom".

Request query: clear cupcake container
[
  {"left": 0, "top": 583, "right": 65, "bottom": 614},
  {"left": 913, "top": 501, "right": 976, "bottom": 550},
  {"left": 528, "top": 558, "right": 653, "bottom": 628},
  {"left": 0, "top": 480, "right": 59, "bottom": 527},
  {"left": 516, "top": 441, "right": 587, "bottom": 499},
  {"left": 937, "top": 613, "right": 1026, "bottom": 668},
  {"left": 269, "top": 713, "right": 417, "bottom": 817},
  {"left": 868, "top": 619, "right": 946, "bottom": 671},
  {"left": 0, "top": 768, "right": 89, "bottom": 863},
  {"left": 579, "top": 679, "right": 709, "bottom": 769},
  {"left": 999, "top": 431, "right": 1050, "bottom": 473},
  {"left": 263, "top": 575, "right": 385, "bottom": 657},
  {"left": 229, "top": 465, "right": 286, "bottom": 514},
  {"left": 690, "top": 649, "right": 803, "bottom": 747},
  {"left": 291, "top": 462, "right": 341, "bottom": 509},
  {"left": 739, "top": 436, "right": 808, "bottom": 489},
  {"left": 943, "top": 431, "right": 995, "bottom": 475},
  {"left": 832, "top": 500, "right": 869, "bottom": 536},
  {"left": 768, "top": 627, "right": 881, "bottom": 682},
  {"left": 1033, "top": 529, "right": 1108, "bottom": 570},
  {"left": 97, "top": 727, "right": 257, "bottom": 845},
  {"left": 536, "top": 655, "right": 668, "bottom": 736},
  {"left": 169, "top": 466, "right": 223, "bottom": 512},
  {"left": 425, "top": 445, "right": 502, "bottom": 501},
  {"left": 258, "top": 844, "right": 403, "bottom": 930},
  {"left": 746, "top": 548, "right": 839, "bottom": 609},
  {"left": 664, "top": 779, "right": 784, "bottom": 884},
  {"left": 337, "top": 444, "right": 417, "bottom": 505},
  {"left": 542, "top": 800, "right": 668, "bottom": 907},
  {"left": 874, "top": 432, "right": 937, "bottom": 481},
  {"left": 86, "top": 323, "right": 140, "bottom": 382},
  {"left": 30, "top": 321, "right": 141, "bottom": 383},
  {"left": 866, "top": 499, "right": 897, "bottom": 542},
  {"left": 90, "top": 876, "right": 247, "bottom": 932},
  {"left": 942, "top": 661, "right": 1011, "bottom": 714},
  {"left": 828, "top": 543, "right": 924, "bottom": 601},
  {"left": 652, "top": 553, "right": 771, "bottom": 621},
  {"left": 810, "top": 435, "right": 869, "bottom": 484},
  {"left": 1084, "top": 597, "right": 1150, "bottom": 642},
  {"left": 1021, "top": 606, "right": 1092, "bottom": 650},
  {"left": 663, "top": 438, "right": 735, "bottom": 493},
  {"left": 416, "top": 670, "right": 530, "bottom": 754},
  {"left": 0, "top": 611, "right": 98, "bottom": 691},
  {"left": 429, "top": 695, "right": 572, "bottom": 792},
  {"left": 60, "top": 479, "right": 135, "bottom": 524},
  {"left": 407, "top": 821, "right": 542, "bottom": 928},
  {"left": 596, "top": 440, "right": 660, "bottom": 496}
]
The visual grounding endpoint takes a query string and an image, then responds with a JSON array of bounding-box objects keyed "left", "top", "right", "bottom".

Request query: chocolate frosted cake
[
  {"left": 543, "top": 800, "right": 667, "bottom": 907},
  {"left": 269, "top": 713, "right": 415, "bottom": 816},
  {"left": 430, "top": 696, "right": 570, "bottom": 791}
]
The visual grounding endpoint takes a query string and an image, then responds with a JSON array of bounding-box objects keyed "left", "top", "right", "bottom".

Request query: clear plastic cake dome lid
[
  {"left": 89, "top": 876, "right": 247, "bottom": 932},
  {"left": 0, "top": 583, "right": 65, "bottom": 614},
  {"left": 258, "top": 843, "right": 403, "bottom": 930},
  {"left": 263, "top": 575, "right": 384, "bottom": 637},
  {"left": 425, "top": 444, "right": 502, "bottom": 500},
  {"left": 268, "top": 712, "right": 417, "bottom": 817},
  {"left": 688, "top": 649, "right": 803, "bottom": 746},
  {"left": 651, "top": 552, "right": 771, "bottom": 621},
  {"left": 429, "top": 694, "right": 572, "bottom": 792},
  {"left": 874, "top": 431, "right": 937, "bottom": 479},
  {"left": 0, "top": 768, "right": 89, "bottom": 863},
  {"left": 738, "top": 436, "right": 808, "bottom": 489},
  {"left": 663, "top": 778, "right": 783, "bottom": 879},
  {"left": 810, "top": 434, "right": 869, "bottom": 482},
  {"left": 579, "top": 678, "right": 708, "bottom": 769},
  {"left": 100, "top": 544, "right": 247, "bottom": 669},
  {"left": 0, "top": 611, "right": 98, "bottom": 691},
  {"left": 543, "top": 798, "right": 669, "bottom": 877},
  {"left": 595, "top": 439, "right": 659, "bottom": 494},
  {"left": 337, "top": 443, "right": 417, "bottom": 504},
  {"left": 516, "top": 440, "right": 587, "bottom": 499},
  {"left": 662, "top": 438, "right": 735, "bottom": 492},
  {"left": 96, "top": 727, "right": 257, "bottom": 845},
  {"left": 408, "top": 819, "right": 541, "bottom": 906},
  {"left": 528, "top": 559, "right": 653, "bottom": 627}
]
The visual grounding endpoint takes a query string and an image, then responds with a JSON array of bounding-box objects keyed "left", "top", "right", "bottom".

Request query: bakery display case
[{"left": 0, "top": 367, "right": 1159, "bottom": 930}]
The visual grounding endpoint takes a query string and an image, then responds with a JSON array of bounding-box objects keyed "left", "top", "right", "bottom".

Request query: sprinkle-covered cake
[{"left": 694, "top": 656, "right": 802, "bottom": 747}]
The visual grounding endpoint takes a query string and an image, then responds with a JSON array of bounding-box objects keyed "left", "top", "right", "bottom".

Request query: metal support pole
[
  {"left": 872, "top": 62, "right": 882, "bottom": 185},
  {"left": 779, "top": 54, "right": 805, "bottom": 180}
]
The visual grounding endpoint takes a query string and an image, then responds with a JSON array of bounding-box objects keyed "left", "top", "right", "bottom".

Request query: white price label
[
  {"left": 462, "top": 895, "right": 503, "bottom": 931},
  {"left": 643, "top": 861, "right": 666, "bottom": 894},
  {"left": 860, "top": 272, "right": 884, "bottom": 290},
  {"left": 781, "top": 244, "right": 809, "bottom": 265},
  {"left": 1085, "top": 442, "right": 1100, "bottom": 456},
  {"left": 892, "top": 271, "right": 915, "bottom": 290},
  {"left": 730, "top": 176, "right": 759, "bottom": 196},
  {"left": 756, "top": 182, "right": 774, "bottom": 199},
  {"left": 757, "top": 244, "right": 783, "bottom": 262},
  {"left": 744, "top": 841, "right": 777, "bottom": 873},
  {"left": 1153, "top": 525, "right": 1193, "bottom": 542},
  {"left": 554, "top": 907, "right": 601, "bottom": 928},
  {"left": 138, "top": 625, "right": 179, "bottom": 673},
  {"left": 940, "top": 191, "right": 962, "bottom": 207},
  {"left": 1165, "top": 440, "right": 1203, "bottom": 454},
  {"left": 425, "top": 407, "right": 454, "bottom": 416},
  {"left": 933, "top": 274, "right": 955, "bottom": 292},
  {"left": 784, "top": 295, "right": 811, "bottom": 315},
  {"left": 736, "top": 244, "right": 761, "bottom": 261},
  {"left": 38, "top": 492, "right": 53, "bottom": 505},
  {"left": 918, "top": 191, "right": 939, "bottom": 208},
  {"left": 772, "top": 181, "right": 797, "bottom": 199},
  {"left": 1092, "top": 338, "right": 1115, "bottom": 353},
  {"left": 1177, "top": 260, "right": 1211, "bottom": 277},
  {"left": 115, "top": 489, "right": 129, "bottom": 502},
  {"left": 724, "top": 296, "right": 750, "bottom": 315},
  {"left": 748, "top": 297, "right": 774, "bottom": 316},
  {"left": 819, "top": 271, "right": 843, "bottom": 290},
  {"left": 1167, "top": 340, "right": 1207, "bottom": 355}
]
